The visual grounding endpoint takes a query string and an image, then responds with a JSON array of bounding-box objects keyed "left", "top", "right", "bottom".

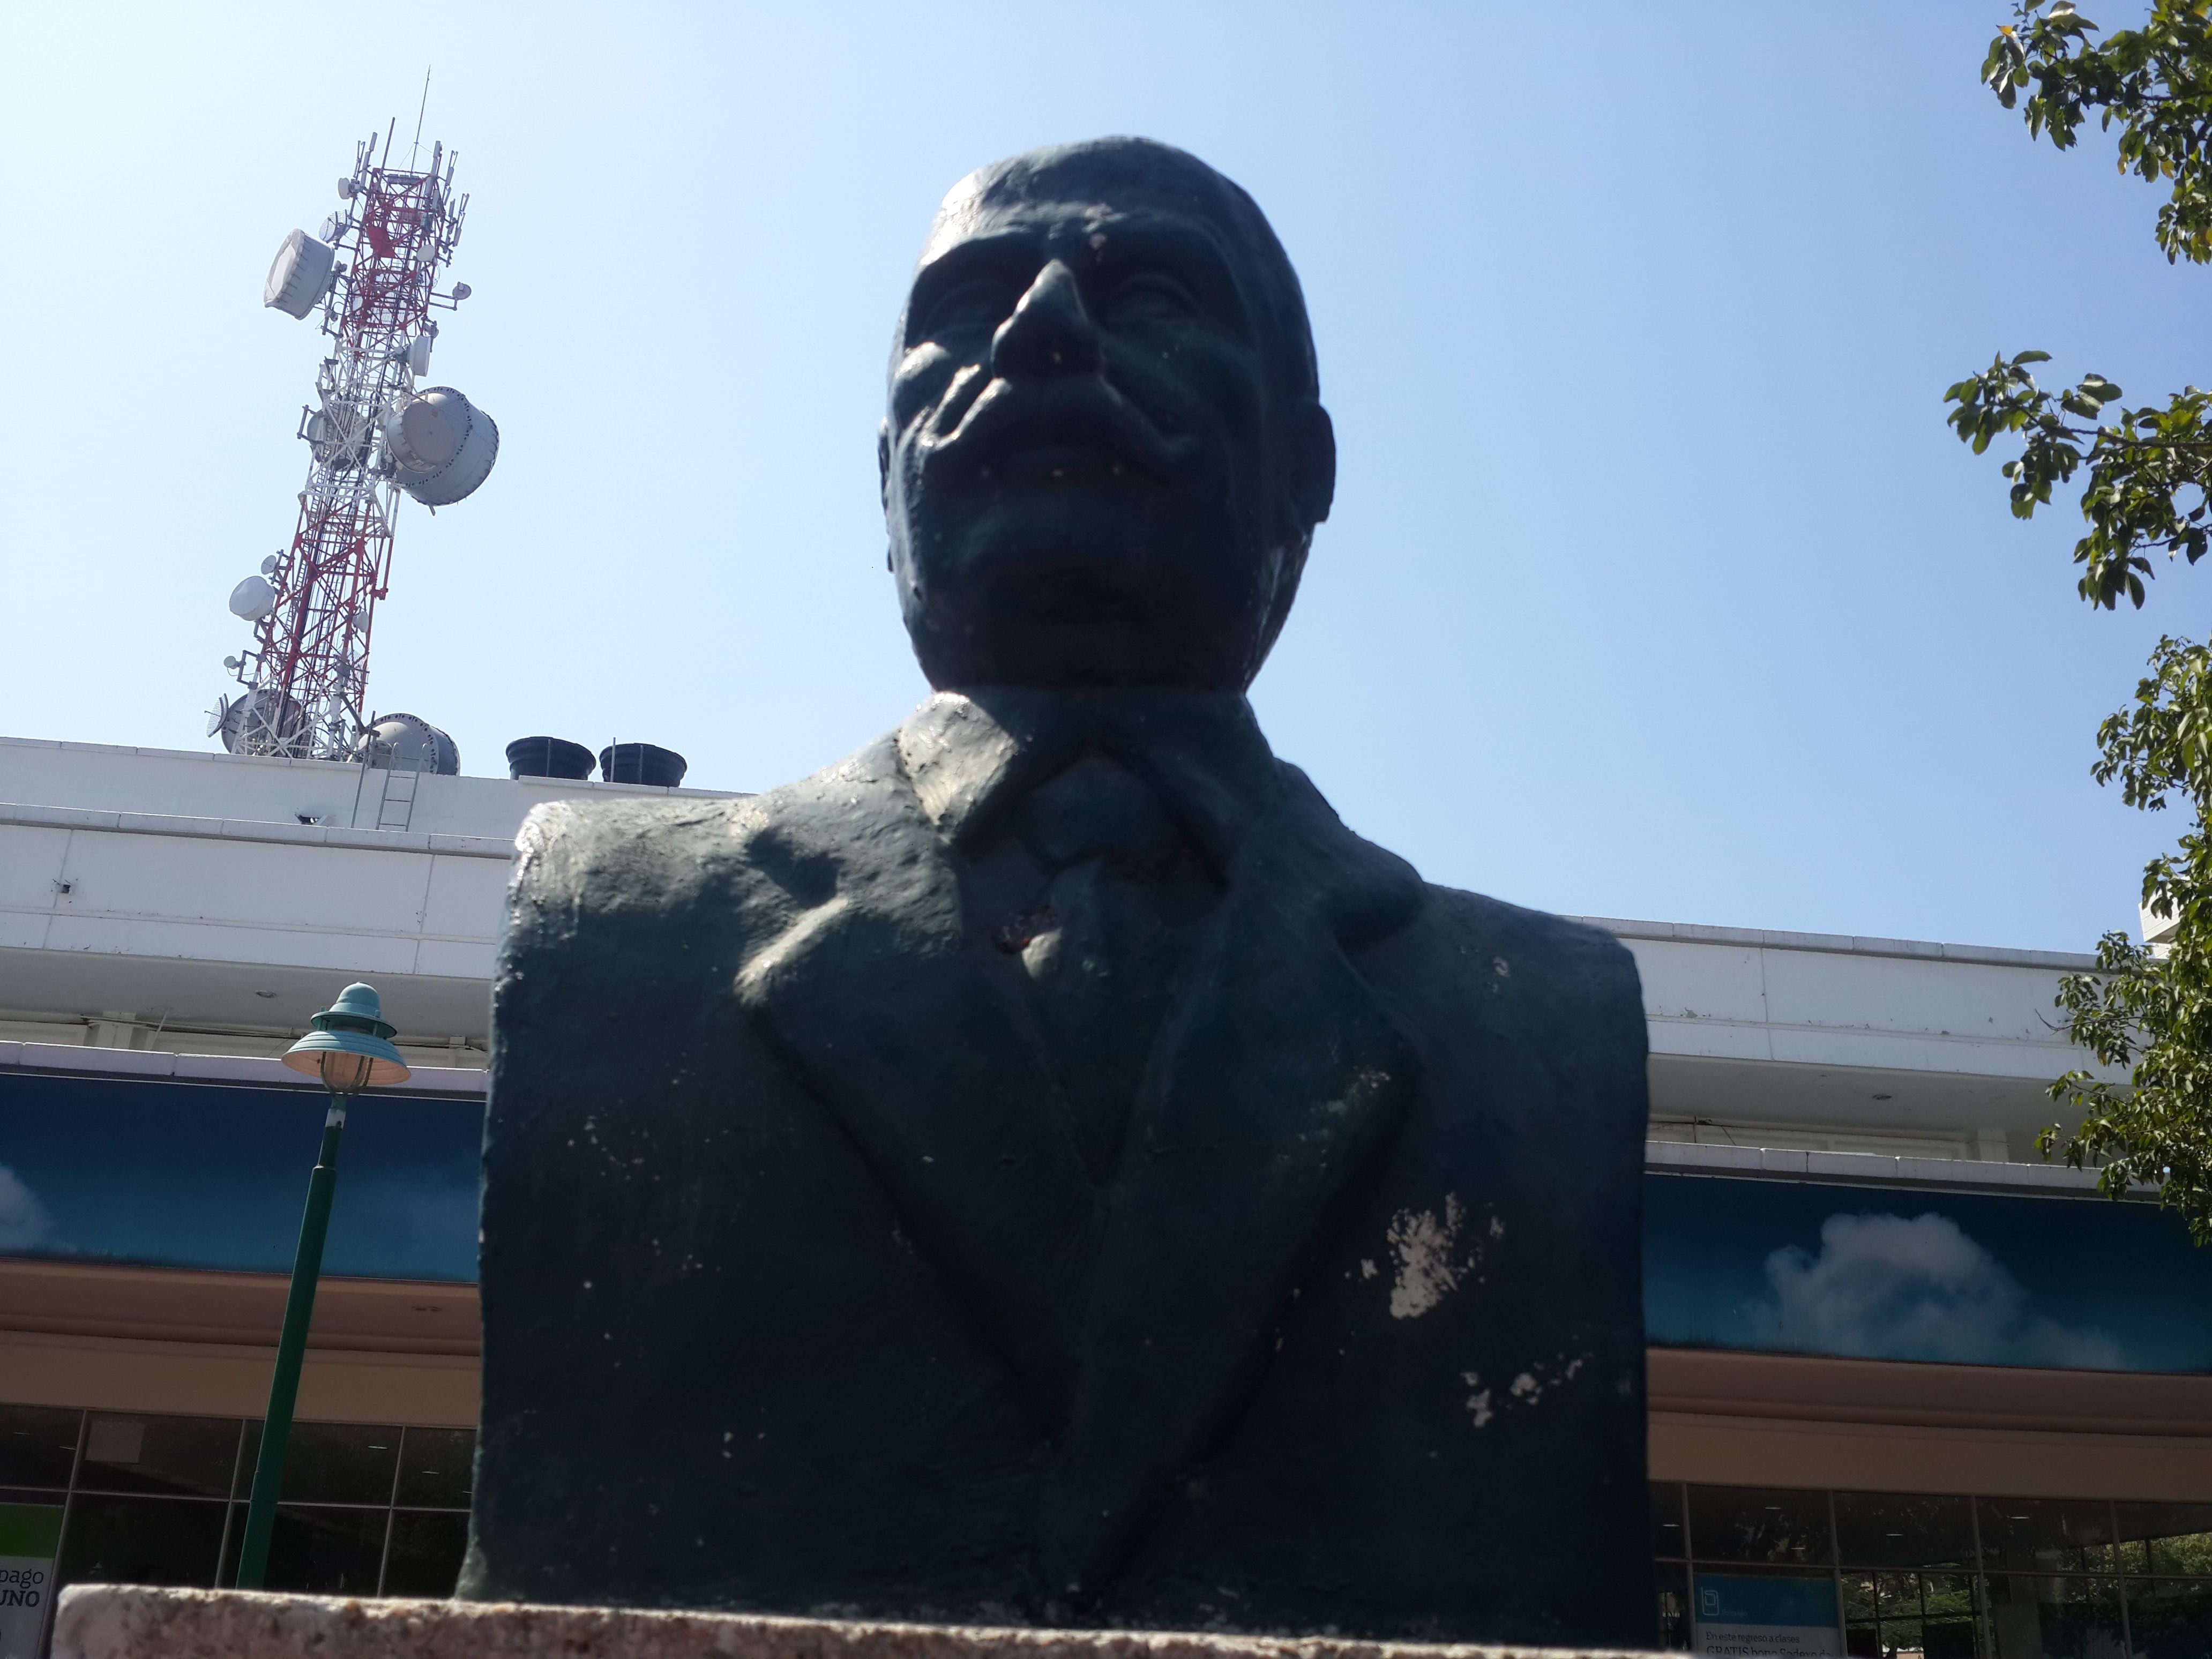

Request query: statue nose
[{"left": 991, "top": 261, "right": 1102, "bottom": 380}]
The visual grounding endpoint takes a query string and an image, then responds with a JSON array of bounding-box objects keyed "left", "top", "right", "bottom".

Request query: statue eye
[
  {"left": 1102, "top": 272, "right": 1202, "bottom": 324},
  {"left": 919, "top": 278, "right": 1015, "bottom": 339}
]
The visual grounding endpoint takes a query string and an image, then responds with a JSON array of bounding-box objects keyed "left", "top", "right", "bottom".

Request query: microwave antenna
[{"left": 213, "top": 122, "right": 498, "bottom": 760}]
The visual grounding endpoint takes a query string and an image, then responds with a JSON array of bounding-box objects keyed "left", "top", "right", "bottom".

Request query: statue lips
[{"left": 924, "top": 376, "right": 1195, "bottom": 492}]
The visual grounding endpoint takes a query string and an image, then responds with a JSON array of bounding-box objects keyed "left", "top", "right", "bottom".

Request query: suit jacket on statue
[{"left": 464, "top": 689, "right": 1653, "bottom": 1647}]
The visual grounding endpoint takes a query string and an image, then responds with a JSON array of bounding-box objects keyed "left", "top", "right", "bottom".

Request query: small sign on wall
[
  {"left": 1694, "top": 1572, "right": 1843, "bottom": 1656},
  {"left": 0, "top": 1504, "right": 62, "bottom": 1659}
]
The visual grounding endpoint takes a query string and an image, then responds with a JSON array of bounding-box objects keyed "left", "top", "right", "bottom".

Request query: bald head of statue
[{"left": 880, "top": 138, "right": 1336, "bottom": 693}]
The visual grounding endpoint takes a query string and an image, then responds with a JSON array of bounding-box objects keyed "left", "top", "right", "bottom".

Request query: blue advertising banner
[
  {"left": 6, "top": 1067, "right": 2212, "bottom": 1378},
  {"left": 1645, "top": 1170, "right": 2212, "bottom": 1374},
  {"left": 0, "top": 1072, "right": 481, "bottom": 1282}
]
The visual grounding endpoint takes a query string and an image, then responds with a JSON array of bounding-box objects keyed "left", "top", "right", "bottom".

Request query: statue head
[{"left": 881, "top": 138, "right": 1335, "bottom": 693}]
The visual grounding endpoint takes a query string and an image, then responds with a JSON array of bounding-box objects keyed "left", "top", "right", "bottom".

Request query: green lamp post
[{"left": 234, "top": 983, "right": 410, "bottom": 1591}]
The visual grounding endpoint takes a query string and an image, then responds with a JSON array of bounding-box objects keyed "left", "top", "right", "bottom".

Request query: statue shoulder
[
  {"left": 1260, "top": 758, "right": 1633, "bottom": 1004},
  {"left": 512, "top": 793, "right": 739, "bottom": 889},
  {"left": 506, "top": 734, "right": 910, "bottom": 950},
  {"left": 1396, "top": 883, "right": 1645, "bottom": 1030},
  {"left": 1371, "top": 886, "right": 1647, "bottom": 1155},
  {"left": 489, "top": 733, "right": 922, "bottom": 1132}
]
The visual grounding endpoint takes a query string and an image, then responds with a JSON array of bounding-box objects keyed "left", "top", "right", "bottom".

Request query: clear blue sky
[{"left": 3, "top": 4, "right": 2198, "bottom": 951}]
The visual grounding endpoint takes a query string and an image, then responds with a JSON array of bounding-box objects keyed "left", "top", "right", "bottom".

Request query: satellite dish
[
  {"left": 450, "top": 282, "right": 472, "bottom": 302},
  {"left": 305, "top": 409, "right": 371, "bottom": 470},
  {"left": 222, "top": 655, "right": 241, "bottom": 671},
  {"left": 383, "top": 387, "right": 498, "bottom": 506},
  {"left": 264, "top": 229, "right": 337, "bottom": 319},
  {"left": 259, "top": 554, "right": 280, "bottom": 575},
  {"left": 406, "top": 333, "right": 434, "bottom": 377},
  {"left": 336, "top": 178, "right": 358, "bottom": 201},
  {"left": 219, "top": 688, "right": 310, "bottom": 757},
  {"left": 349, "top": 713, "right": 460, "bottom": 775},
  {"left": 228, "top": 574, "right": 278, "bottom": 621},
  {"left": 206, "top": 695, "right": 230, "bottom": 738}
]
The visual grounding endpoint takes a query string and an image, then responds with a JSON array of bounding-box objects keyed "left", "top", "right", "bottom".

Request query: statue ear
[
  {"left": 877, "top": 420, "right": 893, "bottom": 510},
  {"left": 1288, "top": 399, "right": 1335, "bottom": 528}
]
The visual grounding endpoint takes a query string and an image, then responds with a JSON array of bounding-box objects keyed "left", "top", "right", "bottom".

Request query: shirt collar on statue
[{"left": 894, "top": 686, "right": 1283, "bottom": 872}]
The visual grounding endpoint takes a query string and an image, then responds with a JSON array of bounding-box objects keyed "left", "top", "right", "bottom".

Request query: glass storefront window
[
  {"left": 6, "top": 1407, "right": 471, "bottom": 1611},
  {"left": 1984, "top": 1572, "right": 2125, "bottom": 1658},
  {"left": 56, "top": 1494, "right": 227, "bottom": 1589},
  {"left": 1844, "top": 1571, "right": 1878, "bottom": 1654},
  {"left": 1683, "top": 1491, "right": 2212, "bottom": 1657},
  {"left": 1978, "top": 1499, "right": 2119, "bottom": 1576},
  {"left": 1835, "top": 1492, "right": 1976, "bottom": 1572},
  {"left": 2123, "top": 1576, "right": 2212, "bottom": 1658},
  {"left": 77, "top": 1415, "right": 241, "bottom": 1501},
  {"left": 0, "top": 1408, "right": 79, "bottom": 1491},
  {"left": 265, "top": 1505, "right": 388, "bottom": 1596},
  {"left": 234, "top": 1421, "right": 401, "bottom": 1507},
  {"left": 32, "top": 1426, "right": 2212, "bottom": 1651},
  {"left": 1687, "top": 1485, "right": 1836, "bottom": 1566},
  {"left": 1654, "top": 1482, "right": 1689, "bottom": 1560},
  {"left": 2115, "top": 1504, "right": 2212, "bottom": 1579},
  {"left": 393, "top": 1428, "right": 474, "bottom": 1510},
  {"left": 215, "top": 1500, "right": 389, "bottom": 1595},
  {"left": 384, "top": 1512, "right": 470, "bottom": 1598},
  {"left": 1869, "top": 1571, "right": 1980, "bottom": 1659}
]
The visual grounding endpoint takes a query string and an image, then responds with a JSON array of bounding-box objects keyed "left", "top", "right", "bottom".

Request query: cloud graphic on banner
[
  {"left": 0, "top": 1164, "right": 55, "bottom": 1250},
  {"left": 1751, "top": 1210, "right": 2124, "bottom": 1369}
]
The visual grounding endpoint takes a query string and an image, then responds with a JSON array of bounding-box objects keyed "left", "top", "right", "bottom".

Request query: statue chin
[
  {"left": 904, "top": 577, "right": 1260, "bottom": 692},
  {"left": 898, "top": 511, "right": 1279, "bottom": 691}
]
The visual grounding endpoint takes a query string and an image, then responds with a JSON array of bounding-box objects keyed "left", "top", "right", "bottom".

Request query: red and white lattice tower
[{"left": 215, "top": 124, "right": 497, "bottom": 760}]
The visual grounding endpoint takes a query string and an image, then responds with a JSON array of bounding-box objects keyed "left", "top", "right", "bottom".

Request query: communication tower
[{"left": 214, "top": 123, "right": 497, "bottom": 761}]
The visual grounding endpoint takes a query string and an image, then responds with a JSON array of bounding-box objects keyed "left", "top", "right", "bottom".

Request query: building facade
[{"left": 2, "top": 735, "right": 2207, "bottom": 1658}]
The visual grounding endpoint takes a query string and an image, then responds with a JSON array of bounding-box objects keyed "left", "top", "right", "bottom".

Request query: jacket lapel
[
  {"left": 1039, "top": 764, "right": 1425, "bottom": 1600},
  {"left": 733, "top": 741, "right": 1098, "bottom": 1431},
  {"left": 734, "top": 712, "right": 1426, "bottom": 1601}
]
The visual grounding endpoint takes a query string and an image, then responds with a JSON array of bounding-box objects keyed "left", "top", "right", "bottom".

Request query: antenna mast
[{"left": 216, "top": 126, "right": 496, "bottom": 760}]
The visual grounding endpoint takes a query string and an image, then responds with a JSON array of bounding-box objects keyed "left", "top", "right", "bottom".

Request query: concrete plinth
[{"left": 53, "top": 1588, "right": 1653, "bottom": 1659}]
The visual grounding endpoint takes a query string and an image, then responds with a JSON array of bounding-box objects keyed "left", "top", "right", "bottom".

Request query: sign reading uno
[{"left": 0, "top": 1502, "right": 61, "bottom": 1659}]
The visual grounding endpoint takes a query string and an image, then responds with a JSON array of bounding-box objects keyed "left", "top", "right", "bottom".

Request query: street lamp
[{"left": 234, "top": 982, "right": 410, "bottom": 1590}]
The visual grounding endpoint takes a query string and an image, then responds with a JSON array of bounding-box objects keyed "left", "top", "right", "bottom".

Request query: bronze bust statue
[{"left": 465, "top": 138, "right": 1652, "bottom": 1647}]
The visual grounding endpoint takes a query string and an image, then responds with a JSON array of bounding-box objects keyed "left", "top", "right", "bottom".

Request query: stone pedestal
[{"left": 53, "top": 1588, "right": 1654, "bottom": 1659}]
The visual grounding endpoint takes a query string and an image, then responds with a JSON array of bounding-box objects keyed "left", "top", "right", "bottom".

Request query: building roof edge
[{"left": 1572, "top": 915, "right": 2099, "bottom": 973}]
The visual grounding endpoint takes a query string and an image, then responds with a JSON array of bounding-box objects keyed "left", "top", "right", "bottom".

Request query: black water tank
[
  {"left": 599, "top": 742, "right": 688, "bottom": 788},
  {"left": 505, "top": 736, "right": 595, "bottom": 781}
]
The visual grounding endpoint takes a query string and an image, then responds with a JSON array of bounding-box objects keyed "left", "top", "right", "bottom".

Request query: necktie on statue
[{"left": 996, "top": 752, "right": 1215, "bottom": 1179}]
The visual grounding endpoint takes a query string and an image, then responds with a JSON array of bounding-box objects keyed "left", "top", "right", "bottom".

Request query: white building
[{"left": 1, "top": 734, "right": 2206, "bottom": 1656}]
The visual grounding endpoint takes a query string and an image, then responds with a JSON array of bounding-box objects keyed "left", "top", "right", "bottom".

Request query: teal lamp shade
[{"left": 283, "top": 982, "right": 410, "bottom": 1093}]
